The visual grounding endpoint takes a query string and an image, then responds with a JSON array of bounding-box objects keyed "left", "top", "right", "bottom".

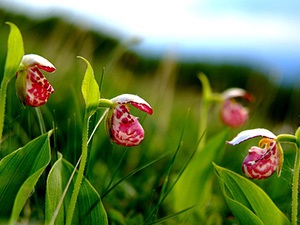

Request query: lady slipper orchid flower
[
  {"left": 220, "top": 88, "right": 253, "bottom": 128},
  {"left": 106, "top": 94, "right": 153, "bottom": 146},
  {"left": 227, "top": 128, "right": 284, "bottom": 179},
  {"left": 16, "top": 54, "right": 55, "bottom": 107}
]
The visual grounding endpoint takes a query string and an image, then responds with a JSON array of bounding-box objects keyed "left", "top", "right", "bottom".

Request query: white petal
[
  {"left": 227, "top": 128, "right": 276, "bottom": 145},
  {"left": 111, "top": 94, "right": 150, "bottom": 106},
  {"left": 221, "top": 88, "right": 247, "bottom": 100},
  {"left": 21, "top": 54, "right": 55, "bottom": 69}
]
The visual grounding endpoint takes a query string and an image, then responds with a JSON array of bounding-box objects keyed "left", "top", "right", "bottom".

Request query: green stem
[
  {"left": 197, "top": 73, "right": 212, "bottom": 151},
  {"left": 198, "top": 97, "right": 208, "bottom": 151},
  {"left": 291, "top": 145, "right": 299, "bottom": 225},
  {"left": 276, "top": 134, "right": 297, "bottom": 144},
  {"left": 35, "top": 107, "right": 46, "bottom": 134},
  {"left": 66, "top": 111, "right": 89, "bottom": 225},
  {"left": 0, "top": 78, "right": 10, "bottom": 143},
  {"left": 87, "top": 108, "right": 109, "bottom": 144},
  {"left": 277, "top": 132, "right": 300, "bottom": 224},
  {"left": 291, "top": 130, "right": 300, "bottom": 225},
  {"left": 296, "top": 127, "right": 300, "bottom": 141},
  {"left": 98, "top": 98, "right": 113, "bottom": 108}
]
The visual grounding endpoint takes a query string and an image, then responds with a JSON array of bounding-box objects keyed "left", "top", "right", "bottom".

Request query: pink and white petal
[
  {"left": 36, "top": 64, "right": 56, "bottom": 73},
  {"left": 227, "top": 128, "right": 276, "bottom": 146},
  {"left": 25, "top": 67, "right": 54, "bottom": 107},
  {"left": 221, "top": 100, "right": 248, "bottom": 128},
  {"left": 242, "top": 140, "right": 278, "bottom": 179},
  {"left": 129, "top": 102, "right": 153, "bottom": 115},
  {"left": 22, "top": 54, "right": 55, "bottom": 72},
  {"left": 111, "top": 94, "right": 153, "bottom": 115},
  {"left": 109, "top": 105, "right": 145, "bottom": 146}
]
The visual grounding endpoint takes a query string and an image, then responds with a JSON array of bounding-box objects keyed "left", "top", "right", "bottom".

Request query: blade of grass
[
  {"left": 101, "top": 152, "right": 170, "bottom": 199},
  {"left": 144, "top": 134, "right": 204, "bottom": 224},
  {"left": 102, "top": 148, "right": 128, "bottom": 195},
  {"left": 87, "top": 108, "right": 108, "bottom": 145},
  {"left": 144, "top": 109, "right": 190, "bottom": 222},
  {"left": 156, "top": 129, "right": 205, "bottom": 203},
  {"left": 35, "top": 107, "right": 46, "bottom": 134},
  {"left": 99, "top": 67, "right": 105, "bottom": 97},
  {"left": 144, "top": 205, "right": 195, "bottom": 225},
  {"left": 51, "top": 110, "right": 58, "bottom": 166}
]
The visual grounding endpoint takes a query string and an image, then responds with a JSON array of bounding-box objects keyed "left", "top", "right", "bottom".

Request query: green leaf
[
  {"left": 45, "top": 154, "right": 108, "bottom": 225},
  {"left": 222, "top": 195, "right": 264, "bottom": 225},
  {"left": 0, "top": 131, "right": 51, "bottom": 221},
  {"left": 0, "top": 22, "right": 24, "bottom": 141},
  {"left": 79, "top": 56, "right": 100, "bottom": 116},
  {"left": 172, "top": 129, "right": 229, "bottom": 220},
  {"left": 3, "top": 22, "right": 24, "bottom": 83},
  {"left": 214, "top": 164, "right": 290, "bottom": 225},
  {"left": 198, "top": 73, "right": 212, "bottom": 100}
]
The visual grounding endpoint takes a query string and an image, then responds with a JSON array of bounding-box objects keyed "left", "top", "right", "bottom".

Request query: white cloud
[
  {"left": 1, "top": 0, "right": 300, "bottom": 83},
  {"left": 2, "top": 0, "right": 299, "bottom": 46}
]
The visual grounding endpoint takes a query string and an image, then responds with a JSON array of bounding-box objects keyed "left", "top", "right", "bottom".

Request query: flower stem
[
  {"left": 198, "top": 73, "right": 212, "bottom": 151},
  {"left": 87, "top": 108, "right": 109, "bottom": 144},
  {"left": 35, "top": 107, "right": 46, "bottom": 134},
  {"left": 291, "top": 146, "right": 299, "bottom": 225},
  {"left": 198, "top": 97, "right": 208, "bottom": 151},
  {"left": 66, "top": 112, "right": 89, "bottom": 225},
  {"left": 291, "top": 130, "right": 300, "bottom": 225},
  {"left": 98, "top": 98, "right": 113, "bottom": 108},
  {"left": 276, "top": 134, "right": 297, "bottom": 144},
  {"left": 0, "top": 81, "right": 8, "bottom": 142}
]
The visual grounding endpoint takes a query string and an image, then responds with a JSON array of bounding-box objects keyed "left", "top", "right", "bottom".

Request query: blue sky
[{"left": 1, "top": 0, "right": 300, "bottom": 85}]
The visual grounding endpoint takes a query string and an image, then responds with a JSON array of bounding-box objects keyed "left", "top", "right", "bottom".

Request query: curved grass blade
[
  {"left": 144, "top": 205, "right": 195, "bottom": 225},
  {"left": 101, "top": 152, "right": 169, "bottom": 199},
  {"left": 144, "top": 109, "right": 191, "bottom": 223}
]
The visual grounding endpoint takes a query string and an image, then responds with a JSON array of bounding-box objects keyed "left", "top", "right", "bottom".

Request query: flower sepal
[
  {"left": 227, "top": 128, "right": 277, "bottom": 146},
  {"left": 15, "top": 69, "right": 27, "bottom": 107},
  {"left": 111, "top": 94, "right": 153, "bottom": 115}
]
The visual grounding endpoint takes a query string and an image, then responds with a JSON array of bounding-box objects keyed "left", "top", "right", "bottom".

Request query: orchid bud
[
  {"left": 227, "top": 129, "right": 284, "bottom": 179},
  {"left": 220, "top": 88, "right": 252, "bottom": 128},
  {"left": 106, "top": 94, "right": 153, "bottom": 146},
  {"left": 16, "top": 54, "right": 55, "bottom": 107},
  {"left": 220, "top": 99, "right": 249, "bottom": 128},
  {"left": 242, "top": 138, "right": 282, "bottom": 179}
]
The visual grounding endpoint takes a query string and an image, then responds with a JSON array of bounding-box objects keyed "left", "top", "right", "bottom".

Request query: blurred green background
[{"left": 0, "top": 8, "right": 299, "bottom": 224}]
